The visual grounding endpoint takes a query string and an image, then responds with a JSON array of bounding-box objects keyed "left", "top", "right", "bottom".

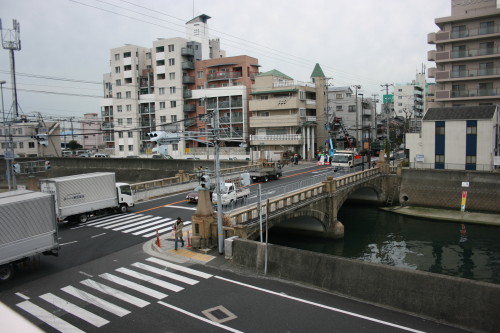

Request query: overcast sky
[{"left": 0, "top": 0, "right": 451, "bottom": 121}]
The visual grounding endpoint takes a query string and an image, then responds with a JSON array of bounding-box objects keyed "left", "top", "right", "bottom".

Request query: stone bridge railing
[{"left": 228, "top": 166, "right": 386, "bottom": 231}]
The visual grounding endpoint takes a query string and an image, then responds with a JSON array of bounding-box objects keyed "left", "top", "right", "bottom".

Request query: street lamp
[{"left": 358, "top": 93, "right": 365, "bottom": 171}]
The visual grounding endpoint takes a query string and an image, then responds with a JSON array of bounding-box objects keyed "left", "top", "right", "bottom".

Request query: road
[{"left": 1, "top": 161, "right": 465, "bottom": 332}]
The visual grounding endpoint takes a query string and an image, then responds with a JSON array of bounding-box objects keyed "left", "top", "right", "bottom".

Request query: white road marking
[
  {"left": 158, "top": 301, "right": 243, "bottom": 333},
  {"left": 145, "top": 257, "right": 212, "bottom": 279},
  {"left": 107, "top": 216, "right": 163, "bottom": 230},
  {"left": 141, "top": 222, "right": 192, "bottom": 237},
  {"left": 15, "top": 292, "right": 29, "bottom": 300},
  {"left": 61, "top": 286, "right": 130, "bottom": 317},
  {"left": 131, "top": 262, "right": 199, "bottom": 285},
  {"left": 99, "top": 273, "right": 167, "bottom": 299},
  {"left": 85, "top": 214, "right": 146, "bottom": 227},
  {"left": 130, "top": 221, "right": 176, "bottom": 235},
  {"left": 121, "top": 219, "right": 173, "bottom": 233},
  {"left": 17, "top": 300, "right": 85, "bottom": 333},
  {"left": 91, "top": 232, "right": 107, "bottom": 238},
  {"left": 101, "top": 215, "right": 156, "bottom": 229},
  {"left": 214, "top": 276, "right": 426, "bottom": 333},
  {"left": 116, "top": 268, "right": 184, "bottom": 292},
  {"left": 80, "top": 279, "right": 150, "bottom": 308},
  {"left": 39, "top": 293, "right": 109, "bottom": 327},
  {"left": 60, "top": 241, "right": 78, "bottom": 246},
  {"left": 165, "top": 205, "right": 197, "bottom": 210}
]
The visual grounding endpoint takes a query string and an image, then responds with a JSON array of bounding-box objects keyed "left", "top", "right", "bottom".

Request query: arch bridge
[{"left": 227, "top": 165, "right": 400, "bottom": 240}]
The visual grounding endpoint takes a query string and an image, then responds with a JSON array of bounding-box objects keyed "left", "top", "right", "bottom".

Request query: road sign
[
  {"left": 4, "top": 150, "right": 14, "bottom": 160},
  {"left": 383, "top": 94, "right": 393, "bottom": 104}
]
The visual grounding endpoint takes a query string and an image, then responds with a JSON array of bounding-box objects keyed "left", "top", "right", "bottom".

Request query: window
[
  {"left": 115, "top": 66, "right": 120, "bottom": 73},
  {"left": 126, "top": 91, "right": 131, "bottom": 99},
  {"left": 466, "top": 155, "right": 476, "bottom": 164},
  {"left": 118, "top": 132, "right": 123, "bottom": 138},
  {"left": 123, "top": 51, "right": 131, "bottom": 58},
  {"left": 159, "top": 87, "right": 165, "bottom": 95},
  {"left": 29, "top": 142, "right": 35, "bottom": 148},
  {"left": 116, "top": 79, "right": 121, "bottom": 86},
  {"left": 435, "top": 124, "right": 445, "bottom": 135},
  {"left": 479, "top": 82, "right": 493, "bottom": 96},
  {"left": 169, "top": 72, "right": 175, "bottom": 80},
  {"left": 159, "top": 102, "right": 165, "bottom": 109},
  {"left": 114, "top": 54, "right": 120, "bottom": 61},
  {"left": 124, "top": 78, "right": 132, "bottom": 84},
  {"left": 336, "top": 94, "right": 343, "bottom": 99},
  {"left": 157, "top": 73, "right": 165, "bottom": 80},
  {"left": 168, "top": 58, "right": 175, "bottom": 66},
  {"left": 169, "top": 86, "right": 176, "bottom": 94},
  {"left": 124, "top": 65, "right": 131, "bottom": 71},
  {"left": 336, "top": 105, "right": 343, "bottom": 111},
  {"left": 479, "top": 42, "right": 494, "bottom": 56},
  {"left": 117, "top": 92, "right": 122, "bottom": 99},
  {"left": 118, "top": 118, "right": 123, "bottom": 125},
  {"left": 452, "top": 45, "right": 466, "bottom": 58},
  {"left": 126, "top": 104, "right": 132, "bottom": 111},
  {"left": 171, "top": 115, "right": 177, "bottom": 123},
  {"left": 146, "top": 52, "right": 151, "bottom": 60},
  {"left": 119, "top": 145, "right": 124, "bottom": 151},
  {"left": 452, "top": 64, "right": 466, "bottom": 78},
  {"left": 128, "top": 145, "right": 133, "bottom": 151},
  {"left": 451, "top": 25, "right": 467, "bottom": 38},
  {"left": 156, "top": 46, "right": 164, "bottom": 53},
  {"left": 128, "top": 131, "right": 133, "bottom": 138},
  {"left": 299, "top": 91, "right": 305, "bottom": 100},
  {"left": 479, "top": 62, "right": 494, "bottom": 76},
  {"left": 435, "top": 154, "right": 445, "bottom": 163},
  {"left": 160, "top": 116, "right": 166, "bottom": 123},
  {"left": 348, "top": 105, "right": 356, "bottom": 112},
  {"left": 127, "top": 118, "right": 132, "bottom": 125},
  {"left": 172, "top": 143, "right": 178, "bottom": 151},
  {"left": 197, "top": 71, "right": 204, "bottom": 79},
  {"left": 168, "top": 44, "right": 175, "bottom": 52},
  {"left": 117, "top": 105, "right": 123, "bottom": 112},
  {"left": 156, "top": 59, "right": 165, "bottom": 66},
  {"left": 466, "top": 123, "right": 477, "bottom": 135},
  {"left": 258, "top": 111, "right": 270, "bottom": 117},
  {"left": 479, "top": 21, "right": 494, "bottom": 34},
  {"left": 170, "top": 101, "right": 176, "bottom": 108}
]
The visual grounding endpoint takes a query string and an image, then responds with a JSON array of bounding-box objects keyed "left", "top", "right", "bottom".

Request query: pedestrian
[{"left": 174, "top": 217, "right": 184, "bottom": 250}]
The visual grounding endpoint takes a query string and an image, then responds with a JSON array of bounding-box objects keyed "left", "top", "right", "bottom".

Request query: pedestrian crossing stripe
[
  {"left": 15, "top": 257, "right": 211, "bottom": 331},
  {"left": 81, "top": 214, "right": 191, "bottom": 238}
]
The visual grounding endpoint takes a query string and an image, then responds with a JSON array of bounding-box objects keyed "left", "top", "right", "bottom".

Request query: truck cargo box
[
  {"left": 0, "top": 190, "right": 59, "bottom": 266},
  {"left": 40, "top": 172, "right": 118, "bottom": 220}
]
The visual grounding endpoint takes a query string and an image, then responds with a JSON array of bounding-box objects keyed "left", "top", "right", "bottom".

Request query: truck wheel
[
  {"left": 78, "top": 214, "right": 88, "bottom": 223},
  {"left": 0, "top": 264, "right": 14, "bottom": 281},
  {"left": 119, "top": 204, "right": 128, "bottom": 213}
]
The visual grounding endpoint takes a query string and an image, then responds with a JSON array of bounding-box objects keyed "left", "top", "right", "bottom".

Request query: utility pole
[
  {"left": 381, "top": 83, "right": 393, "bottom": 151},
  {"left": 351, "top": 85, "right": 361, "bottom": 150},
  {"left": 1, "top": 19, "right": 21, "bottom": 191},
  {"left": 213, "top": 104, "right": 224, "bottom": 255}
]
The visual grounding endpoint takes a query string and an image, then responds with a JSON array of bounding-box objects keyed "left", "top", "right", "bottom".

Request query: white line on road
[
  {"left": 60, "top": 241, "right": 78, "bottom": 246},
  {"left": 61, "top": 285, "right": 130, "bottom": 317},
  {"left": 15, "top": 293, "right": 29, "bottom": 300},
  {"left": 80, "top": 279, "right": 150, "bottom": 308},
  {"left": 91, "top": 232, "right": 107, "bottom": 238},
  {"left": 214, "top": 276, "right": 426, "bottom": 333},
  {"left": 16, "top": 300, "right": 85, "bottom": 333},
  {"left": 99, "top": 273, "right": 167, "bottom": 299},
  {"left": 158, "top": 301, "right": 244, "bottom": 333},
  {"left": 131, "top": 262, "right": 199, "bottom": 285},
  {"left": 116, "top": 268, "right": 184, "bottom": 292},
  {"left": 145, "top": 257, "right": 212, "bottom": 279},
  {"left": 164, "top": 205, "right": 197, "bottom": 210}
]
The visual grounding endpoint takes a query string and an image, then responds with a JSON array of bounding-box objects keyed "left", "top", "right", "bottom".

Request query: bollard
[
  {"left": 155, "top": 229, "right": 161, "bottom": 248},
  {"left": 187, "top": 231, "right": 192, "bottom": 248}
]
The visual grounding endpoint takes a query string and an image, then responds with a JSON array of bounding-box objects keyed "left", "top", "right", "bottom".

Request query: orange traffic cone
[{"left": 155, "top": 229, "right": 161, "bottom": 248}]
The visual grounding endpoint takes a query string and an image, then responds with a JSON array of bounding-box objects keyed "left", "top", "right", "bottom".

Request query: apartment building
[
  {"left": 101, "top": 14, "right": 224, "bottom": 158},
  {"left": 427, "top": 0, "right": 500, "bottom": 107},
  {"left": 183, "top": 55, "right": 260, "bottom": 151},
  {"left": 393, "top": 73, "right": 426, "bottom": 134},
  {"left": 0, "top": 121, "right": 61, "bottom": 157},
  {"left": 249, "top": 69, "right": 320, "bottom": 160},
  {"left": 80, "top": 113, "right": 103, "bottom": 151},
  {"left": 327, "top": 86, "right": 377, "bottom": 150}
]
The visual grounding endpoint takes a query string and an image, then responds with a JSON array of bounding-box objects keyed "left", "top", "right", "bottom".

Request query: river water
[{"left": 269, "top": 205, "right": 500, "bottom": 285}]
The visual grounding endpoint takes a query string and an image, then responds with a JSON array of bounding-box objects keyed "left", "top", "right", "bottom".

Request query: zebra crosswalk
[
  {"left": 15, "top": 257, "right": 212, "bottom": 332},
  {"left": 79, "top": 214, "right": 192, "bottom": 238}
]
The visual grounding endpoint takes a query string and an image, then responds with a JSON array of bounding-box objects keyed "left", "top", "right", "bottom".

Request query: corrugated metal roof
[
  {"left": 423, "top": 105, "right": 497, "bottom": 121},
  {"left": 250, "top": 89, "right": 298, "bottom": 95}
]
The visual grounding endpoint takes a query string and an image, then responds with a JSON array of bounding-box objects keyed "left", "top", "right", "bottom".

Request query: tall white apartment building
[
  {"left": 393, "top": 73, "right": 426, "bottom": 134},
  {"left": 101, "top": 15, "right": 223, "bottom": 158}
]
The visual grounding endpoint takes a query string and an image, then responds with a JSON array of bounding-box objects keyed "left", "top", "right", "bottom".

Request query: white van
[{"left": 93, "top": 153, "right": 110, "bottom": 158}]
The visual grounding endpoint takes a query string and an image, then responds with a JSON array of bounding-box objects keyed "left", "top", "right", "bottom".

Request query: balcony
[
  {"left": 436, "top": 88, "right": 500, "bottom": 100},
  {"left": 249, "top": 98, "right": 300, "bottom": 111},
  {"left": 427, "top": 50, "right": 436, "bottom": 61},
  {"left": 183, "top": 89, "right": 192, "bottom": 98},
  {"left": 250, "top": 134, "right": 303, "bottom": 146},
  {"left": 103, "top": 135, "right": 113, "bottom": 142},
  {"left": 181, "top": 47, "right": 195, "bottom": 56},
  {"left": 206, "top": 99, "right": 243, "bottom": 109},
  {"left": 427, "top": 32, "right": 436, "bottom": 44},
  {"left": 141, "top": 119, "right": 156, "bottom": 127},
  {"left": 182, "top": 75, "right": 195, "bottom": 84},
  {"left": 182, "top": 61, "right": 194, "bottom": 70},
  {"left": 102, "top": 122, "right": 114, "bottom": 129},
  {"left": 184, "top": 118, "right": 197, "bottom": 127},
  {"left": 183, "top": 103, "right": 196, "bottom": 112},
  {"left": 250, "top": 115, "right": 302, "bottom": 128},
  {"left": 428, "top": 67, "right": 436, "bottom": 78},
  {"left": 207, "top": 71, "right": 242, "bottom": 81},
  {"left": 431, "top": 25, "right": 500, "bottom": 44},
  {"left": 140, "top": 106, "right": 155, "bottom": 114}
]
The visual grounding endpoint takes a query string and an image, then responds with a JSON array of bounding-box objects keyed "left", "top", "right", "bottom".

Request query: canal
[{"left": 269, "top": 204, "right": 500, "bottom": 285}]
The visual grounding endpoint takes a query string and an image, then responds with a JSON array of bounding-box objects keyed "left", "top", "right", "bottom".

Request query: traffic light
[
  {"left": 13, "top": 163, "right": 21, "bottom": 174},
  {"left": 45, "top": 160, "right": 51, "bottom": 170},
  {"left": 31, "top": 134, "right": 48, "bottom": 146}
]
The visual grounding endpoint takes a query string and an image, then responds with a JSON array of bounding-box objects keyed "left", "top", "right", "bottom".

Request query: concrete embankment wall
[
  {"left": 230, "top": 238, "right": 500, "bottom": 333},
  {"left": 400, "top": 169, "right": 500, "bottom": 213}
]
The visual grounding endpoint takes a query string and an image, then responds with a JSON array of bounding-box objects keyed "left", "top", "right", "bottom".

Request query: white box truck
[
  {"left": 0, "top": 190, "right": 59, "bottom": 281},
  {"left": 331, "top": 150, "right": 364, "bottom": 171},
  {"left": 40, "top": 172, "right": 134, "bottom": 223},
  {"left": 212, "top": 179, "right": 250, "bottom": 205}
]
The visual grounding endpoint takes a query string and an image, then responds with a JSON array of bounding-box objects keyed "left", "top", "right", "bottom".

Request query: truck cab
[{"left": 116, "top": 182, "right": 134, "bottom": 212}]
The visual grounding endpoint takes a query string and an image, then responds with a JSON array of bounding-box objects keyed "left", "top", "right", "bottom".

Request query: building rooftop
[{"left": 423, "top": 105, "right": 497, "bottom": 121}]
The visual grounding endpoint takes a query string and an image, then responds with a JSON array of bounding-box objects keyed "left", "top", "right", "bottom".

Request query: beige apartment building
[
  {"left": 0, "top": 121, "right": 61, "bottom": 157},
  {"left": 427, "top": 0, "right": 500, "bottom": 107},
  {"left": 249, "top": 68, "right": 325, "bottom": 161}
]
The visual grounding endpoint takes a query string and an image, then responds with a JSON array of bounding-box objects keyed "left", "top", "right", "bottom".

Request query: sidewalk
[{"left": 381, "top": 205, "right": 500, "bottom": 226}]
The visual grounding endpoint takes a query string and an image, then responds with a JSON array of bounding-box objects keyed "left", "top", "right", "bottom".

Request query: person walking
[{"left": 174, "top": 217, "right": 184, "bottom": 250}]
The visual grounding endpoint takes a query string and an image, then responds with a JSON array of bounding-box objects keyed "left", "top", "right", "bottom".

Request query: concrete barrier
[{"left": 229, "top": 238, "right": 500, "bottom": 332}]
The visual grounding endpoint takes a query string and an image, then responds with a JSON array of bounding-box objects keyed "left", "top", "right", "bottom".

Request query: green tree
[{"left": 67, "top": 140, "right": 82, "bottom": 150}]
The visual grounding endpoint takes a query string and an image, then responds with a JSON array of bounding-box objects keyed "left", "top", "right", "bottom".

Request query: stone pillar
[
  {"left": 310, "top": 126, "right": 315, "bottom": 161},
  {"left": 302, "top": 126, "right": 306, "bottom": 159},
  {"left": 325, "top": 220, "right": 344, "bottom": 239},
  {"left": 190, "top": 190, "right": 216, "bottom": 248}
]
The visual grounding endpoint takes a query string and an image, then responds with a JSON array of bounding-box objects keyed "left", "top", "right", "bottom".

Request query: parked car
[
  {"left": 79, "top": 153, "right": 91, "bottom": 158},
  {"left": 93, "top": 153, "right": 110, "bottom": 158},
  {"left": 152, "top": 154, "right": 173, "bottom": 159}
]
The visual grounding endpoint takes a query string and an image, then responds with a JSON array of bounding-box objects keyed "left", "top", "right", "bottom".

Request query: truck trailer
[
  {"left": 40, "top": 172, "right": 134, "bottom": 223},
  {"left": 0, "top": 190, "right": 59, "bottom": 281}
]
